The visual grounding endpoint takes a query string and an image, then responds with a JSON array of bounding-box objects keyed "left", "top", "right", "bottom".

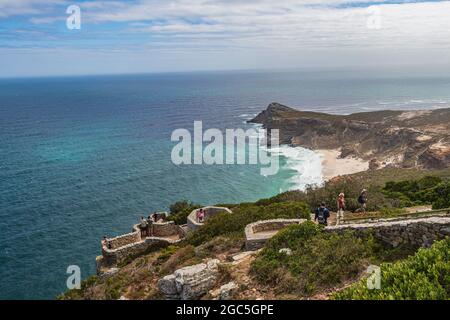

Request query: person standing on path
[
  {"left": 146, "top": 215, "right": 154, "bottom": 237},
  {"left": 357, "top": 189, "right": 368, "bottom": 214},
  {"left": 336, "top": 193, "right": 346, "bottom": 225},
  {"left": 315, "top": 202, "right": 330, "bottom": 226},
  {"left": 139, "top": 216, "right": 148, "bottom": 238}
]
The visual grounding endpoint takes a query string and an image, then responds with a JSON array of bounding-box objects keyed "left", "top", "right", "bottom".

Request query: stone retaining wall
[
  {"left": 244, "top": 216, "right": 450, "bottom": 251},
  {"left": 97, "top": 222, "right": 186, "bottom": 274},
  {"left": 106, "top": 231, "right": 141, "bottom": 250},
  {"left": 153, "top": 221, "right": 181, "bottom": 237},
  {"left": 245, "top": 219, "right": 307, "bottom": 251},
  {"left": 187, "top": 206, "right": 232, "bottom": 232},
  {"left": 97, "top": 236, "right": 181, "bottom": 274},
  {"left": 325, "top": 216, "right": 450, "bottom": 247}
]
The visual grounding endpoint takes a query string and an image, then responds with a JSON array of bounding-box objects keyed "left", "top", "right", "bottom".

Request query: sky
[{"left": 1, "top": 0, "right": 450, "bottom": 77}]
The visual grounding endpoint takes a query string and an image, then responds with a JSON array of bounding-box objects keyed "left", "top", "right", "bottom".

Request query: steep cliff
[{"left": 249, "top": 102, "right": 450, "bottom": 169}]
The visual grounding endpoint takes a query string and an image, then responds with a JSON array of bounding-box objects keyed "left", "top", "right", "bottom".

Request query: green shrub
[
  {"left": 378, "top": 207, "right": 407, "bottom": 217},
  {"left": 256, "top": 176, "right": 396, "bottom": 213},
  {"left": 167, "top": 200, "right": 201, "bottom": 225},
  {"left": 432, "top": 183, "right": 450, "bottom": 209},
  {"left": 159, "top": 245, "right": 197, "bottom": 275},
  {"left": 156, "top": 245, "right": 179, "bottom": 263},
  {"left": 382, "top": 176, "right": 450, "bottom": 209},
  {"left": 256, "top": 174, "right": 450, "bottom": 213},
  {"left": 333, "top": 238, "right": 450, "bottom": 300},
  {"left": 250, "top": 222, "right": 320, "bottom": 284},
  {"left": 104, "top": 273, "right": 129, "bottom": 300},
  {"left": 57, "top": 275, "right": 99, "bottom": 300},
  {"left": 251, "top": 222, "right": 375, "bottom": 296},
  {"left": 195, "top": 235, "right": 243, "bottom": 259},
  {"left": 187, "top": 201, "right": 311, "bottom": 246}
]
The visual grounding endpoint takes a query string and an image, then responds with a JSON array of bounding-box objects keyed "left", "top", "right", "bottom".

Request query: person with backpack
[
  {"left": 357, "top": 189, "right": 368, "bottom": 213},
  {"left": 336, "top": 193, "right": 346, "bottom": 225},
  {"left": 315, "top": 202, "right": 330, "bottom": 226}
]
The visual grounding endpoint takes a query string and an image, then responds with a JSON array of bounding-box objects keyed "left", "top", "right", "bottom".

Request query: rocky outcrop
[
  {"left": 158, "top": 259, "right": 220, "bottom": 300},
  {"left": 249, "top": 103, "right": 450, "bottom": 170},
  {"left": 209, "top": 281, "right": 238, "bottom": 300}
]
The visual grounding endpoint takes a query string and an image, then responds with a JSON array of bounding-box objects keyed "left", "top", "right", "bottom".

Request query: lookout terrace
[
  {"left": 96, "top": 214, "right": 187, "bottom": 274},
  {"left": 96, "top": 207, "right": 233, "bottom": 275},
  {"left": 187, "top": 206, "right": 232, "bottom": 232}
]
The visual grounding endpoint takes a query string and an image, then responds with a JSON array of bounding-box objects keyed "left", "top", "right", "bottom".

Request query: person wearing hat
[
  {"left": 336, "top": 193, "right": 346, "bottom": 225},
  {"left": 357, "top": 189, "right": 368, "bottom": 213}
]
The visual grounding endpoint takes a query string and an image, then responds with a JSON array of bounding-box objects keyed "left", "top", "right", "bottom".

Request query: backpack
[
  {"left": 358, "top": 195, "right": 365, "bottom": 204},
  {"left": 317, "top": 208, "right": 326, "bottom": 224}
]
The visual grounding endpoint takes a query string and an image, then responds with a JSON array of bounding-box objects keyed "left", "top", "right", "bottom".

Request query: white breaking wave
[
  {"left": 237, "top": 113, "right": 258, "bottom": 119},
  {"left": 246, "top": 123, "right": 324, "bottom": 191},
  {"left": 271, "top": 145, "right": 324, "bottom": 192}
]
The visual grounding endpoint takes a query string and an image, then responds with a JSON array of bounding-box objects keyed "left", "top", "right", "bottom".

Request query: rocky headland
[{"left": 249, "top": 102, "right": 450, "bottom": 171}]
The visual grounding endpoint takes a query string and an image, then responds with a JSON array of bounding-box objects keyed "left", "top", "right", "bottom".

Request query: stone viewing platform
[
  {"left": 187, "top": 206, "right": 232, "bottom": 232},
  {"left": 96, "top": 206, "right": 233, "bottom": 275},
  {"left": 96, "top": 217, "right": 186, "bottom": 274},
  {"left": 245, "top": 219, "right": 307, "bottom": 250}
]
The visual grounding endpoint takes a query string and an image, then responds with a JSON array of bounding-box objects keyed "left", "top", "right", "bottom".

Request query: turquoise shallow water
[{"left": 1, "top": 70, "right": 450, "bottom": 299}]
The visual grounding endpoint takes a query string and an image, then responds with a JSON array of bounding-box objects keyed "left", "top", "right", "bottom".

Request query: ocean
[{"left": 1, "top": 69, "right": 450, "bottom": 299}]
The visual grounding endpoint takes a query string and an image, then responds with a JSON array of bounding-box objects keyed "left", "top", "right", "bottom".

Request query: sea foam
[{"left": 271, "top": 145, "right": 324, "bottom": 192}]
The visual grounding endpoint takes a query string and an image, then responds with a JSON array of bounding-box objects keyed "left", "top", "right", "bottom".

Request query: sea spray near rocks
[
  {"left": 247, "top": 122, "right": 324, "bottom": 191},
  {"left": 271, "top": 145, "right": 323, "bottom": 191}
]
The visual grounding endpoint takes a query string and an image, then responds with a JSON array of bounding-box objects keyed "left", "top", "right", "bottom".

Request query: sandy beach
[{"left": 317, "top": 149, "right": 369, "bottom": 181}]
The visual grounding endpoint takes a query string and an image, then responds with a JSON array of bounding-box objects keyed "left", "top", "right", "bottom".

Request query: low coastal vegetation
[
  {"left": 250, "top": 222, "right": 417, "bottom": 297},
  {"left": 60, "top": 168, "right": 450, "bottom": 300},
  {"left": 333, "top": 238, "right": 450, "bottom": 300},
  {"left": 256, "top": 168, "right": 450, "bottom": 216},
  {"left": 166, "top": 200, "right": 201, "bottom": 225},
  {"left": 382, "top": 176, "right": 450, "bottom": 209}
]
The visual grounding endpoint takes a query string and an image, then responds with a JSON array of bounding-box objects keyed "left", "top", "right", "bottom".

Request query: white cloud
[
  {"left": 2, "top": 1, "right": 450, "bottom": 76},
  {"left": 71, "top": 0, "right": 450, "bottom": 50},
  {"left": 0, "top": 0, "right": 65, "bottom": 18}
]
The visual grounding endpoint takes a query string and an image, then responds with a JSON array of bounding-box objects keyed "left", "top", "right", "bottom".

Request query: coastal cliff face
[{"left": 249, "top": 102, "right": 450, "bottom": 169}]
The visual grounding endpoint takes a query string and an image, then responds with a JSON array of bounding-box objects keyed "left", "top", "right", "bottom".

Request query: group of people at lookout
[
  {"left": 138, "top": 212, "right": 166, "bottom": 238},
  {"left": 314, "top": 189, "right": 368, "bottom": 226}
]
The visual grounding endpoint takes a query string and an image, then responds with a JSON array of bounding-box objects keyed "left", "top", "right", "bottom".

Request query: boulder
[
  {"left": 440, "top": 227, "right": 450, "bottom": 236},
  {"left": 99, "top": 267, "right": 120, "bottom": 278},
  {"left": 158, "top": 259, "right": 220, "bottom": 300},
  {"left": 217, "top": 281, "right": 238, "bottom": 300}
]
